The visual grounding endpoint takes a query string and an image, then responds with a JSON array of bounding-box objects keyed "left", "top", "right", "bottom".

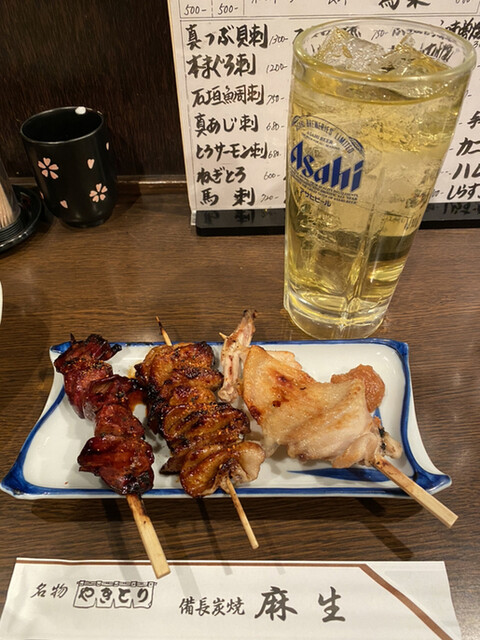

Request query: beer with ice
[{"left": 284, "top": 19, "right": 475, "bottom": 339}]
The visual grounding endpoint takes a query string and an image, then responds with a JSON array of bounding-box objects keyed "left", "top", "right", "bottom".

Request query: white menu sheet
[{"left": 167, "top": 0, "right": 480, "bottom": 222}]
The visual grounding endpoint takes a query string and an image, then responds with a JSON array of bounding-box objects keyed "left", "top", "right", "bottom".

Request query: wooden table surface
[{"left": 1, "top": 186, "right": 479, "bottom": 639}]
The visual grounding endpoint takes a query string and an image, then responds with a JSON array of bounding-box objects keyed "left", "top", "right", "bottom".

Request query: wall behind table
[{"left": 0, "top": 0, "right": 184, "bottom": 179}]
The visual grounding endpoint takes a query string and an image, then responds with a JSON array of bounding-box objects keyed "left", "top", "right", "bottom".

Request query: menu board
[{"left": 167, "top": 1, "right": 480, "bottom": 224}]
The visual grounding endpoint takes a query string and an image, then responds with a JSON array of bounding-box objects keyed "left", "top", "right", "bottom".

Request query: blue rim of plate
[{"left": 1, "top": 338, "right": 452, "bottom": 499}]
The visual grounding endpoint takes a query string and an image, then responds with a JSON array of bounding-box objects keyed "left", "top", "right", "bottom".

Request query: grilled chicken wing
[{"left": 242, "top": 345, "right": 401, "bottom": 467}]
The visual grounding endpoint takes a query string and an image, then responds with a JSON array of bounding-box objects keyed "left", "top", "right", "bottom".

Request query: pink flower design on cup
[
  {"left": 38, "top": 158, "right": 59, "bottom": 179},
  {"left": 89, "top": 183, "right": 108, "bottom": 202}
]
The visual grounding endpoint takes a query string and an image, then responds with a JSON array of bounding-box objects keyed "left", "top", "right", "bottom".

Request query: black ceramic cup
[{"left": 20, "top": 106, "right": 117, "bottom": 227}]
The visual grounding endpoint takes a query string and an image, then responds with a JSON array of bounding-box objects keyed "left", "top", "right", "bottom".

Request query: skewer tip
[
  {"left": 155, "top": 317, "right": 172, "bottom": 346},
  {"left": 127, "top": 494, "right": 171, "bottom": 578},
  {"left": 373, "top": 457, "right": 458, "bottom": 528}
]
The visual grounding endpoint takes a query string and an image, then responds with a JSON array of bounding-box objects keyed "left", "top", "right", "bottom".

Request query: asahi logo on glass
[{"left": 289, "top": 116, "right": 365, "bottom": 205}]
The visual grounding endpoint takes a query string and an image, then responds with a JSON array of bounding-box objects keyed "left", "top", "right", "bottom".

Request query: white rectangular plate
[{"left": 1, "top": 339, "right": 451, "bottom": 499}]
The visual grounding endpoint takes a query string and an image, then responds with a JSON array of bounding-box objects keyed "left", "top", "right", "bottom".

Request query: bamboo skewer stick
[
  {"left": 157, "top": 319, "right": 259, "bottom": 549},
  {"left": 158, "top": 321, "right": 172, "bottom": 349},
  {"left": 127, "top": 495, "right": 171, "bottom": 578},
  {"left": 223, "top": 477, "right": 259, "bottom": 549},
  {"left": 373, "top": 456, "right": 458, "bottom": 528}
]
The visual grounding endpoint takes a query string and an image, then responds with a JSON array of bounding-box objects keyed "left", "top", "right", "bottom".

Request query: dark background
[{"left": 0, "top": 0, "right": 184, "bottom": 179}]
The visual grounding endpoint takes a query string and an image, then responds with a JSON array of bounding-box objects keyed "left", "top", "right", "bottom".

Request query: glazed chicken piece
[
  {"left": 136, "top": 340, "right": 265, "bottom": 497},
  {"left": 93, "top": 403, "right": 145, "bottom": 439},
  {"left": 82, "top": 374, "right": 145, "bottom": 421},
  {"left": 242, "top": 345, "right": 401, "bottom": 467},
  {"left": 60, "top": 360, "right": 114, "bottom": 418},
  {"left": 54, "top": 334, "right": 121, "bottom": 372},
  {"left": 136, "top": 342, "right": 223, "bottom": 433},
  {"left": 135, "top": 341, "right": 218, "bottom": 392},
  {"left": 78, "top": 434, "right": 154, "bottom": 495},
  {"left": 180, "top": 441, "right": 266, "bottom": 497},
  {"left": 54, "top": 334, "right": 122, "bottom": 418},
  {"left": 160, "top": 403, "right": 250, "bottom": 473}
]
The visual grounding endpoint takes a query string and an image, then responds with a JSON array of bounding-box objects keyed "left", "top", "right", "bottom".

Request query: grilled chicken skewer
[
  {"left": 54, "top": 334, "right": 170, "bottom": 577},
  {"left": 135, "top": 322, "right": 265, "bottom": 549},
  {"left": 222, "top": 313, "right": 458, "bottom": 528}
]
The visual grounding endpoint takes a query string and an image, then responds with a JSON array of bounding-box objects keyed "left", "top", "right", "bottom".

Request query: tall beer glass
[{"left": 284, "top": 18, "right": 475, "bottom": 339}]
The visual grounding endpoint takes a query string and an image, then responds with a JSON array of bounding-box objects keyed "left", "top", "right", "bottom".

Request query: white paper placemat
[{"left": 0, "top": 559, "right": 460, "bottom": 639}]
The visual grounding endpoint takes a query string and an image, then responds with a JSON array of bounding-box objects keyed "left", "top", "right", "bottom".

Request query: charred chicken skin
[
  {"left": 242, "top": 345, "right": 402, "bottom": 467},
  {"left": 135, "top": 341, "right": 265, "bottom": 497},
  {"left": 54, "top": 334, "right": 154, "bottom": 495}
]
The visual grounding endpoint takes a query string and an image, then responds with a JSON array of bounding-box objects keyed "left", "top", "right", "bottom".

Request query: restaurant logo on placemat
[{"left": 73, "top": 579, "right": 156, "bottom": 609}]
